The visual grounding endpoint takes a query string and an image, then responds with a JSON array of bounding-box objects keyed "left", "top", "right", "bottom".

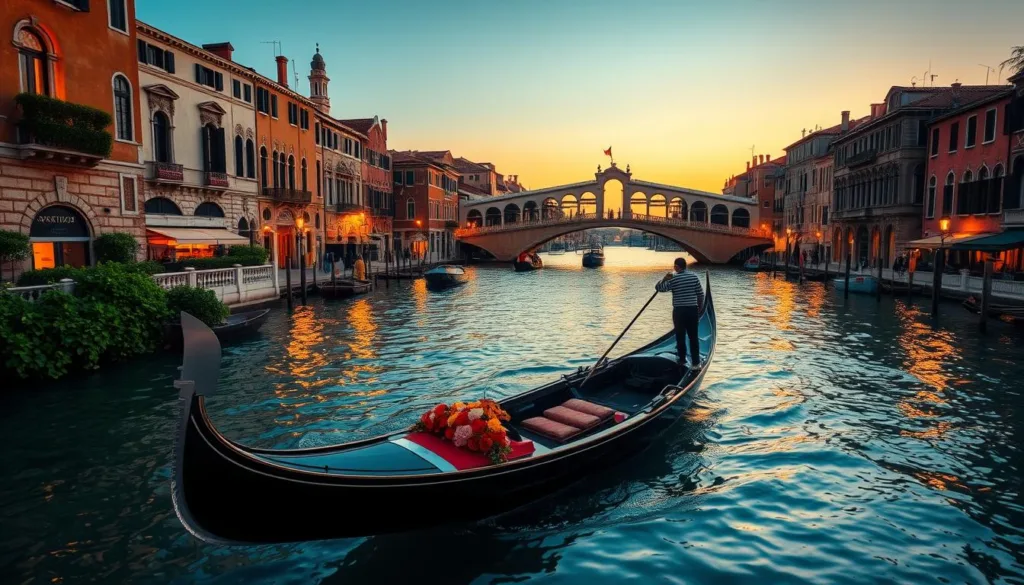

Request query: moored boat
[
  {"left": 742, "top": 256, "right": 762, "bottom": 272},
  {"left": 320, "top": 278, "right": 371, "bottom": 299},
  {"left": 833, "top": 275, "right": 879, "bottom": 294},
  {"left": 424, "top": 265, "right": 468, "bottom": 289},
  {"left": 171, "top": 275, "right": 717, "bottom": 544},
  {"left": 582, "top": 245, "right": 605, "bottom": 268},
  {"left": 164, "top": 309, "right": 270, "bottom": 349},
  {"left": 962, "top": 296, "right": 1024, "bottom": 325}
]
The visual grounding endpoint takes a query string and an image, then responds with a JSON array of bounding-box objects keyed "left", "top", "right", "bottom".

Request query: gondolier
[{"left": 656, "top": 257, "right": 705, "bottom": 369}]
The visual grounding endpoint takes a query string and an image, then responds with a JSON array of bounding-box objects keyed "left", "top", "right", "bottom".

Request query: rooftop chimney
[
  {"left": 746, "top": 161, "right": 751, "bottom": 171},
  {"left": 841, "top": 110, "right": 850, "bottom": 132},
  {"left": 870, "top": 103, "right": 886, "bottom": 118},
  {"left": 202, "top": 42, "right": 234, "bottom": 62},
  {"left": 766, "top": 154, "right": 771, "bottom": 162},
  {"left": 381, "top": 118, "right": 388, "bottom": 141},
  {"left": 275, "top": 55, "right": 289, "bottom": 87},
  {"left": 759, "top": 154, "right": 765, "bottom": 165}
]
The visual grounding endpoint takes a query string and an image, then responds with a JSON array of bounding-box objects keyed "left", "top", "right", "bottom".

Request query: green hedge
[
  {"left": 166, "top": 286, "right": 228, "bottom": 327},
  {"left": 16, "top": 93, "right": 113, "bottom": 157},
  {"left": 16, "top": 261, "right": 163, "bottom": 287},
  {"left": 1, "top": 263, "right": 169, "bottom": 380},
  {"left": 227, "top": 245, "right": 269, "bottom": 264},
  {"left": 94, "top": 233, "right": 140, "bottom": 263}
]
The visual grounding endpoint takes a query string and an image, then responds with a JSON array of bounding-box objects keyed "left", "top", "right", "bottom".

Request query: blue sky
[{"left": 139, "top": 0, "right": 1024, "bottom": 191}]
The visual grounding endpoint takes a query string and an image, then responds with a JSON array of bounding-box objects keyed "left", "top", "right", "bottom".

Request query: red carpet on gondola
[{"left": 406, "top": 432, "right": 535, "bottom": 470}]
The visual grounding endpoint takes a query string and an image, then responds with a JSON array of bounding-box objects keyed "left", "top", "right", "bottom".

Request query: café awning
[
  {"left": 950, "top": 229, "right": 1024, "bottom": 252},
  {"left": 905, "top": 233, "right": 986, "bottom": 250},
  {"left": 146, "top": 227, "right": 249, "bottom": 245}
]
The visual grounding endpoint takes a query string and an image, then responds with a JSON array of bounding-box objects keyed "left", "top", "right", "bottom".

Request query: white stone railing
[
  {"left": 456, "top": 212, "right": 771, "bottom": 239},
  {"left": 152, "top": 265, "right": 278, "bottom": 306},
  {"left": 4, "top": 279, "right": 75, "bottom": 302},
  {"left": 804, "top": 262, "right": 1024, "bottom": 301}
]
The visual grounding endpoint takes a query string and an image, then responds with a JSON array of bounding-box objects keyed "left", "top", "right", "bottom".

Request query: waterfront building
[
  {"left": 781, "top": 112, "right": 862, "bottom": 261},
  {"left": 314, "top": 112, "right": 364, "bottom": 261},
  {"left": 338, "top": 116, "right": 393, "bottom": 259},
  {"left": 916, "top": 74, "right": 1024, "bottom": 272},
  {"left": 724, "top": 154, "right": 785, "bottom": 252},
  {"left": 391, "top": 150, "right": 460, "bottom": 260},
  {"left": 1, "top": 0, "right": 145, "bottom": 273},
  {"left": 831, "top": 84, "right": 1009, "bottom": 268},
  {"left": 454, "top": 157, "right": 525, "bottom": 197},
  {"left": 135, "top": 25, "right": 258, "bottom": 262}
]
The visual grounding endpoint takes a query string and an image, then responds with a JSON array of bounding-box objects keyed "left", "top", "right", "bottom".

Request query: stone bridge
[
  {"left": 457, "top": 162, "right": 770, "bottom": 263},
  {"left": 455, "top": 214, "right": 772, "bottom": 264}
]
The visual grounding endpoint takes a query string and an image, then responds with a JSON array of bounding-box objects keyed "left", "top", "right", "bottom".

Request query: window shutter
[
  {"left": 162, "top": 51, "right": 175, "bottom": 73},
  {"left": 216, "top": 127, "right": 227, "bottom": 172},
  {"left": 137, "top": 40, "right": 147, "bottom": 64},
  {"left": 201, "top": 126, "right": 211, "bottom": 172},
  {"left": 194, "top": 64, "right": 203, "bottom": 84},
  {"left": 271, "top": 95, "right": 278, "bottom": 117},
  {"left": 215, "top": 72, "right": 224, "bottom": 91}
]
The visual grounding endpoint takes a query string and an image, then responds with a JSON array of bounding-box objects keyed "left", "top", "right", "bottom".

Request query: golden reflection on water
[
  {"left": 412, "top": 278, "right": 427, "bottom": 316},
  {"left": 342, "top": 298, "right": 382, "bottom": 385},
  {"left": 893, "top": 302, "right": 960, "bottom": 440},
  {"left": 753, "top": 274, "right": 795, "bottom": 331}
]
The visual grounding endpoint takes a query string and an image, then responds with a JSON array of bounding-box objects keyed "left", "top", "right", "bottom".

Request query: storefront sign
[{"left": 30, "top": 206, "right": 89, "bottom": 239}]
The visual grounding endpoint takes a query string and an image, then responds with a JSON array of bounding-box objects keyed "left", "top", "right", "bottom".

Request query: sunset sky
[{"left": 140, "top": 0, "right": 1023, "bottom": 193}]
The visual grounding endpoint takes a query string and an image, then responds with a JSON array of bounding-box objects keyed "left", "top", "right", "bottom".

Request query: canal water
[{"left": 2, "top": 247, "right": 1023, "bottom": 584}]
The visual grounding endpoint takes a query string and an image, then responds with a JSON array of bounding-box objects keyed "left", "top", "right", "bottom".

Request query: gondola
[
  {"left": 171, "top": 274, "right": 717, "bottom": 544},
  {"left": 319, "top": 278, "right": 371, "bottom": 299},
  {"left": 742, "top": 256, "right": 763, "bottom": 272},
  {"left": 582, "top": 245, "right": 605, "bottom": 268},
  {"left": 513, "top": 252, "right": 543, "bottom": 272},
  {"left": 962, "top": 296, "right": 1024, "bottom": 326},
  {"left": 164, "top": 308, "right": 270, "bottom": 349},
  {"left": 424, "top": 265, "right": 468, "bottom": 290}
]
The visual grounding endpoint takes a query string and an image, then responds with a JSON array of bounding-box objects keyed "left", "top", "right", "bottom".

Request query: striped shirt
[{"left": 655, "top": 270, "right": 705, "bottom": 308}]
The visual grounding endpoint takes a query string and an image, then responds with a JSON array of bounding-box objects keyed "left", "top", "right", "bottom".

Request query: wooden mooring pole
[
  {"left": 285, "top": 256, "right": 293, "bottom": 310},
  {"left": 979, "top": 260, "right": 994, "bottom": 332}
]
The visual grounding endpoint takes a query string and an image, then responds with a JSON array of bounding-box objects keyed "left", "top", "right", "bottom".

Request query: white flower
[{"left": 468, "top": 408, "right": 484, "bottom": 421}]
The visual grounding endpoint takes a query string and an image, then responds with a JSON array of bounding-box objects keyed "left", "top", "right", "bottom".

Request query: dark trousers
[{"left": 672, "top": 306, "right": 700, "bottom": 366}]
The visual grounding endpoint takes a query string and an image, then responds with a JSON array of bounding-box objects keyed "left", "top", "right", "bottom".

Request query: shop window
[{"left": 30, "top": 206, "right": 91, "bottom": 269}]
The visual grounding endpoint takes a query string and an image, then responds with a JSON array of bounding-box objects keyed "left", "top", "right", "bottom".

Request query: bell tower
[{"left": 308, "top": 43, "right": 330, "bottom": 114}]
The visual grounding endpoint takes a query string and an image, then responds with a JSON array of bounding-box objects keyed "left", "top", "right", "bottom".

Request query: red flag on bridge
[{"left": 603, "top": 147, "right": 612, "bottom": 157}]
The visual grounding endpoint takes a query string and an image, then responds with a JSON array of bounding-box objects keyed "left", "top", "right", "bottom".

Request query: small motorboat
[
  {"left": 582, "top": 245, "right": 605, "bottom": 268},
  {"left": 962, "top": 296, "right": 1024, "bottom": 326},
  {"left": 513, "top": 252, "right": 543, "bottom": 272},
  {"left": 171, "top": 275, "right": 717, "bottom": 544},
  {"left": 319, "top": 278, "right": 371, "bottom": 299},
  {"left": 164, "top": 309, "right": 270, "bottom": 349},
  {"left": 424, "top": 265, "right": 468, "bottom": 289},
  {"left": 833, "top": 275, "right": 879, "bottom": 295},
  {"left": 742, "top": 256, "right": 762, "bottom": 272}
]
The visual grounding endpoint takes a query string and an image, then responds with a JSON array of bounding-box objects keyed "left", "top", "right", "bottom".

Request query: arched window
[
  {"left": 152, "top": 112, "right": 171, "bottom": 163},
  {"left": 17, "top": 28, "right": 49, "bottom": 95},
  {"left": 245, "top": 139, "right": 256, "bottom": 179},
  {"left": 234, "top": 135, "right": 244, "bottom": 177},
  {"left": 957, "top": 170, "right": 973, "bottom": 215},
  {"left": 926, "top": 176, "right": 937, "bottom": 219},
  {"left": 144, "top": 197, "right": 182, "bottom": 215},
  {"left": 113, "top": 75, "right": 133, "bottom": 141},
  {"left": 278, "top": 152, "right": 286, "bottom": 188},
  {"left": 272, "top": 151, "right": 279, "bottom": 187},
  {"left": 977, "top": 166, "right": 990, "bottom": 216},
  {"left": 325, "top": 171, "right": 333, "bottom": 204},
  {"left": 237, "top": 217, "right": 249, "bottom": 238},
  {"left": 407, "top": 197, "right": 415, "bottom": 219},
  {"left": 287, "top": 155, "right": 295, "bottom": 190},
  {"left": 301, "top": 158, "right": 308, "bottom": 192},
  {"left": 316, "top": 161, "right": 322, "bottom": 197},
  {"left": 195, "top": 202, "right": 225, "bottom": 217},
  {"left": 942, "top": 172, "right": 955, "bottom": 218},
  {"left": 315, "top": 213, "right": 320, "bottom": 229},
  {"left": 260, "top": 147, "right": 268, "bottom": 189}
]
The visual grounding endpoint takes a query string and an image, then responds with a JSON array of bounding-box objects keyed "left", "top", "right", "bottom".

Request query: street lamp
[
  {"left": 815, "top": 231, "right": 822, "bottom": 267},
  {"left": 932, "top": 216, "right": 952, "bottom": 316}
]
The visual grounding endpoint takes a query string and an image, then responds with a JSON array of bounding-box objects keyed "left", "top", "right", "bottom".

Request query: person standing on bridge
[{"left": 655, "top": 257, "right": 705, "bottom": 369}]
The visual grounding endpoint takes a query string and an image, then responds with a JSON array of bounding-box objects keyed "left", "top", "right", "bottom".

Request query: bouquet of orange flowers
[{"left": 413, "top": 399, "right": 513, "bottom": 464}]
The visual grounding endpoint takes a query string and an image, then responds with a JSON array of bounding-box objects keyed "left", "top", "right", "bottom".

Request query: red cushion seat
[
  {"left": 522, "top": 416, "right": 580, "bottom": 441},
  {"left": 544, "top": 405, "right": 601, "bottom": 429},
  {"left": 562, "top": 398, "right": 615, "bottom": 419}
]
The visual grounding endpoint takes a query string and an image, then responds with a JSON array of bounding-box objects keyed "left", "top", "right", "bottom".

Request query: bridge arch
[
  {"left": 649, "top": 194, "right": 667, "bottom": 218},
  {"left": 668, "top": 196, "right": 683, "bottom": 219},
  {"left": 466, "top": 209, "right": 483, "bottom": 227},
  {"left": 542, "top": 197, "right": 559, "bottom": 219},
  {"left": 690, "top": 201, "right": 708, "bottom": 222},
  {"left": 485, "top": 207, "right": 501, "bottom": 226},
  {"left": 630, "top": 192, "right": 648, "bottom": 217},
  {"left": 710, "top": 204, "right": 729, "bottom": 226},
  {"left": 731, "top": 208, "right": 749, "bottom": 228},
  {"left": 523, "top": 200, "right": 539, "bottom": 222},
  {"left": 560, "top": 194, "right": 578, "bottom": 216},
  {"left": 580, "top": 192, "right": 597, "bottom": 215},
  {"left": 504, "top": 203, "right": 521, "bottom": 224},
  {"left": 602, "top": 179, "right": 623, "bottom": 218}
]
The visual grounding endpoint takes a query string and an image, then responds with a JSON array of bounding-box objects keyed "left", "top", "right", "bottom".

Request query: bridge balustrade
[{"left": 456, "top": 212, "right": 769, "bottom": 239}]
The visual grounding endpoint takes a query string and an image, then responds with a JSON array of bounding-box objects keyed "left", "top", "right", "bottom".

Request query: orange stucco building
[{"left": 1, "top": 0, "right": 146, "bottom": 273}]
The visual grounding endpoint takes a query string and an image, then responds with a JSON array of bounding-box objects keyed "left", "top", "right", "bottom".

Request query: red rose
[
  {"left": 444, "top": 427, "right": 455, "bottom": 440},
  {"left": 433, "top": 404, "right": 447, "bottom": 416},
  {"left": 467, "top": 438, "right": 479, "bottom": 451},
  {"left": 479, "top": 436, "right": 493, "bottom": 451},
  {"left": 470, "top": 419, "right": 486, "bottom": 434},
  {"left": 455, "top": 411, "right": 470, "bottom": 426},
  {"left": 420, "top": 413, "right": 431, "bottom": 426}
]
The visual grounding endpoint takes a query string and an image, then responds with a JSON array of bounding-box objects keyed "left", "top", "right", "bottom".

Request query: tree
[
  {"left": 1000, "top": 45, "right": 1024, "bottom": 77},
  {"left": 0, "top": 230, "right": 30, "bottom": 282},
  {"left": 93, "top": 232, "right": 140, "bottom": 263}
]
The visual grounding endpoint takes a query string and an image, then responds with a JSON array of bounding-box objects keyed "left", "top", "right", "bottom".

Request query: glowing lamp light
[
  {"left": 815, "top": 232, "right": 822, "bottom": 239},
  {"left": 939, "top": 217, "right": 950, "bottom": 232},
  {"left": 786, "top": 228, "right": 792, "bottom": 236},
  {"left": 415, "top": 220, "right": 422, "bottom": 227},
  {"left": 296, "top": 217, "right": 305, "bottom": 230}
]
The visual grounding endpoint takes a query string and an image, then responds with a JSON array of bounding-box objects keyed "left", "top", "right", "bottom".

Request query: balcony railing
[
  {"left": 204, "top": 171, "right": 229, "bottom": 189},
  {"left": 335, "top": 203, "right": 369, "bottom": 214},
  {"left": 14, "top": 93, "right": 112, "bottom": 167},
  {"left": 146, "top": 161, "right": 184, "bottom": 183},
  {"left": 262, "top": 187, "right": 312, "bottom": 204},
  {"left": 846, "top": 149, "right": 877, "bottom": 168},
  {"left": 1004, "top": 208, "right": 1024, "bottom": 227}
]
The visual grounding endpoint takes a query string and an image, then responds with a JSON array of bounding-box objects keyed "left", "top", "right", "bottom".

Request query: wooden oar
[{"left": 577, "top": 289, "right": 660, "bottom": 390}]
